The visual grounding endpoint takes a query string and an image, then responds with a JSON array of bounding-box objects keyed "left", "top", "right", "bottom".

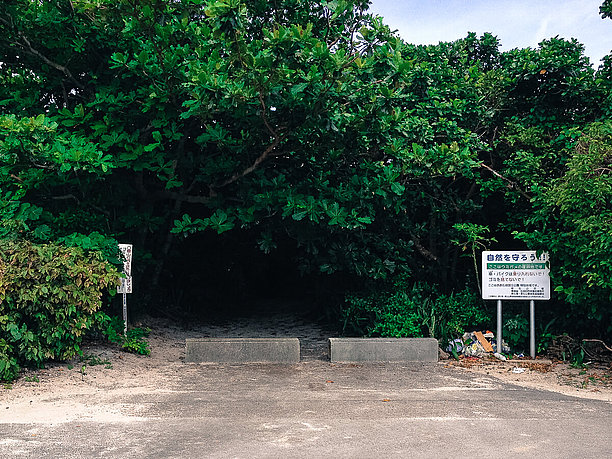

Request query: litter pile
[{"left": 446, "top": 330, "right": 511, "bottom": 360}]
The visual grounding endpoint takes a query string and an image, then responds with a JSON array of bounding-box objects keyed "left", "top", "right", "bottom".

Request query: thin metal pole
[
  {"left": 530, "top": 300, "right": 536, "bottom": 359},
  {"left": 497, "top": 300, "right": 502, "bottom": 354},
  {"left": 123, "top": 293, "right": 128, "bottom": 335}
]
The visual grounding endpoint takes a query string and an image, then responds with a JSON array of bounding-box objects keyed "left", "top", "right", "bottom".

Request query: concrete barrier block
[
  {"left": 185, "top": 338, "right": 300, "bottom": 363},
  {"left": 328, "top": 338, "right": 438, "bottom": 363}
]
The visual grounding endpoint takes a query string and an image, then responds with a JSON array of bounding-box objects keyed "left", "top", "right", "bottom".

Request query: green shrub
[
  {"left": 122, "top": 329, "right": 151, "bottom": 356},
  {"left": 343, "top": 281, "right": 425, "bottom": 338},
  {"left": 0, "top": 240, "right": 119, "bottom": 381},
  {"left": 432, "top": 289, "right": 492, "bottom": 342},
  {"left": 515, "top": 121, "right": 612, "bottom": 338},
  {"left": 102, "top": 315, "right": 151, "bottom": 356},
  {"left": 503, "top": 314, "right": 530, "bottom": 351},
  {"left": 0, "top": 337, "right": 18, "bottom": 382},
  {"left": 342, "top": 276, "right": 491, "bottom": 342}
]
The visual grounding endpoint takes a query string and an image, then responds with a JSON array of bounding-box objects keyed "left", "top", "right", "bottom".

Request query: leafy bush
[
  {"left": 431, "top": 289, "right": 492, "bottom": 342},
  {"left": 503, "top": 314, "right": 530, "bottom": 351},
  {"left": 0, "top": 337, "right": 18, "bottom": 382},
  {"left": 102, "top": 315, "right": 151, "bottom": 356},
  {"left": 516, "top": 121, "right": 612, "bottom": 338},
  {"left": 342, "top": 277, "right": 491, "bottom": 342},
  {"left": 0, "top": 240, "right": 119, "bottom": 381}
]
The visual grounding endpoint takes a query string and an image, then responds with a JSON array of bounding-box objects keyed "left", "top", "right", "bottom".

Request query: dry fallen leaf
[{"left": 382, "top": 399, "right": 391, "bottom": 402}]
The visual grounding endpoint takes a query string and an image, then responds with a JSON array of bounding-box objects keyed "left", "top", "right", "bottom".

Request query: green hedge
[
  {"left": 0, "top": 240, "right": 119, "bottom": 381},
  {"left": 342, "top": 277, "right": 491, "bottom": 343}
]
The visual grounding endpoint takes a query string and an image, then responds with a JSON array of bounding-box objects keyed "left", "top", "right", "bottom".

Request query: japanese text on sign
[
  {"left": 482, "top": 251, "right": 550, "bottom": 300},
  {"left": 117, "top": 243, "right": 133, "bottom": 294}
]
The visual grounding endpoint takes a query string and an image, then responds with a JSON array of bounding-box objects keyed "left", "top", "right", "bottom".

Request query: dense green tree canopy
[{"left": 0, "top": 0, "right": 610, "bottom": 337}]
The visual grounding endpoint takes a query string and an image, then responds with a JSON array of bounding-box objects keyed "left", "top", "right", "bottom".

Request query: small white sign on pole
[
  {"left": 482, "top": 250, "right": 550, "bottom": 300},
  {"left": 117, "top": 244, "right": 133, "bottom": 294},
  {"left": 118, "top": 244, "right": 133, "bottom": 335}
]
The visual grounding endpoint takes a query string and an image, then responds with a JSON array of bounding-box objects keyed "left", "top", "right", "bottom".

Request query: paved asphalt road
[{"left": 1, "top": 361, "right": 611, "bottom": 458}]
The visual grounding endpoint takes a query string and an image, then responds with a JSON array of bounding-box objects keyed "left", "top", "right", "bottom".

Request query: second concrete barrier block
[{"left": 329, "top": 337, "right": 438, "bottom": 363}]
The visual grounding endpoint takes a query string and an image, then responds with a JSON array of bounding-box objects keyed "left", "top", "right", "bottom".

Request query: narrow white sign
[
  {"left": 482, "top": 251, "right": 550, "bottom": 300},
  {"left": 118, "top": 243, "right": 133, "bottom": 294}
]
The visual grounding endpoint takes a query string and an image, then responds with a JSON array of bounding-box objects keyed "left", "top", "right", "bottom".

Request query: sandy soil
[
  {"left": 444, "top": 355, "right": 612, "bottom": 403},
  {"left": 2, "top": 315, "right": 610, "bottom": 422}
]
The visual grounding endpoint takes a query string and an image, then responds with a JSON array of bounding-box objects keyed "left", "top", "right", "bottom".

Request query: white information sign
[
  {"left": 117, "top": 243, "right": 133, "bottom": 294},
  {"left": 482, "top": 251, "right": 550, "bottom": 300}
]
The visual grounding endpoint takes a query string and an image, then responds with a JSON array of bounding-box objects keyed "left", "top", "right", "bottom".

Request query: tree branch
[
  {"left": 213, "top": 93, "right": 284, "bottom": 188},
  {"left": 258, "top": 92, "right": 278, "bottom": 139},
  {"left": 481, "top": 163, "right": 532, "bottom": 200},
  {"left": 51, "top": 193, "right": 80, "bottom": 203},
  {"left": 592, "top": 167, "right": 612, "bottom": 176},
  {"left": 582, "top": 339, "right": 612, "bottom": 353},
  {"left": 15, "top": 31, "right": 84, "bottom": 90},
  {"left": 157, "top": 191, "right": 211, "bottom": 204},
  {"left": 409, "top": 232, "right": 439, "bottom": 262},
  {"left": 214, "top": 135, "right": 283, "bottom": 189}
]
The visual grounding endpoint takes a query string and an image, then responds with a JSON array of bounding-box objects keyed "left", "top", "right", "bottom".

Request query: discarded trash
[
  {"left": 446, "top": 338, "right": 463, "bottom": 354},
  {"left": 512, "top": 367, "right": 526, "bottom": 374},
  {"left": 491, "top": 339, "right": 511, "bottom": 354},
  {"left": 446, "top": 331, "right": 510, "bottom": 359},
  {"left": 474, "top": 331, "right": 494, "bottom": 352},
  {"left": 494, "top": 352, "right": 507, "bottom": 361},
  {"left": 446, "top": 339, "right": 464, "bottom": 360},
  {"left": 463, "top": 332, "right": 488, "bottom": 357}
]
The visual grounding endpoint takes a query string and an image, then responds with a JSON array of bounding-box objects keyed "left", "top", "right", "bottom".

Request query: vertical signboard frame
[
  {"left": 118, "top": 244, "right": 133, "bottom": 335},
  {"left": 482, "top": 251, "right": 550, "bottom": 359}
]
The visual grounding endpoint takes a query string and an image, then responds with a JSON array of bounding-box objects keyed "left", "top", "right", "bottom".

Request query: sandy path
[{"left": 1, "top": 313, "right": 610, "bottom": 425}]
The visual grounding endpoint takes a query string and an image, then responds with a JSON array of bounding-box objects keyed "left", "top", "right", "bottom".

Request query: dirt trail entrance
[{"left": 154, "top": 298, "right": 339, "bottom": 361}]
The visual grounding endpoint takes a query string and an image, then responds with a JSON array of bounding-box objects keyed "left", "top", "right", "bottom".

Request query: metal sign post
[
  {"left": 497, "top": 299, "right": 503, "bottom": 356},
  {"left": 122, "top": 292, "right": 128, "bottom": 335},
  {"left": 117, "top": 244, "right": 133, "bottom": 335},
  {"left": 530, "top": 300, "right": 536, "bottom": 359},
  {"left": 482, "top": 251, "right": 550, "bottom": 359}
]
